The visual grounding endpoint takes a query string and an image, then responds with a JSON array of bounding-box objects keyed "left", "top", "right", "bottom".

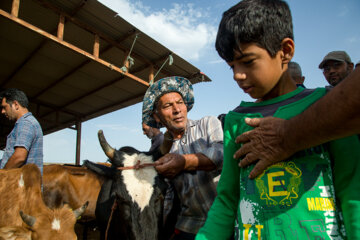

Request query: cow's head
[
  {"left": 19, "top": 202, "right": 88, "bottom": 240},
  {"left": 97, "top": 130, "right": 172, "bottom": 168},
  {"left": 92, "top": 130, "right": 170, "bottom": 239}
]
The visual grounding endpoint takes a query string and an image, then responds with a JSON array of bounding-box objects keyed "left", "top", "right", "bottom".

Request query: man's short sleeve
[
  {"left": 198, "top": 116, "right": 223, "bottom": 169},
  {"left": 14, "top": 120, "right": 35, "bottom": 151}
]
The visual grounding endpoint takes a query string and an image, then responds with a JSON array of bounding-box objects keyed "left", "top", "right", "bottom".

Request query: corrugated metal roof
[{"left": 0, "top": 0, "right": 211, "bottom": 149}]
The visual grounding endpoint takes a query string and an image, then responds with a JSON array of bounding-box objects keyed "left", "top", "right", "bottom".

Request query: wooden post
[
  {"left": 75, "top": 121, "right": 82, "bottom": 165},
  {"left": 57, "top": 14, "right": 65, "bottom": 40},
  {"left": 11, "top": 0, "right": 20, "bottom": 17},
  {"left": 122, "top": 50, "right": 130, "bottom": 72},
  {"left": 149, "top": 65, "right": 154, "bottom": 82},
  {"left": 93, "top": 34, "right": 100, "bottom": 58}
]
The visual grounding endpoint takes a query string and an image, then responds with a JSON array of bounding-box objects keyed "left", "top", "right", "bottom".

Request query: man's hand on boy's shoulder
[{"left": 234, "top": 117, "right": 296, "bottom": 179}]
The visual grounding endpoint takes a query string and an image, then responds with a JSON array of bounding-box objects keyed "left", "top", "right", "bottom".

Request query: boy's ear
[{"left": 280, "top": 38, "right": 295, "bottom": 64}]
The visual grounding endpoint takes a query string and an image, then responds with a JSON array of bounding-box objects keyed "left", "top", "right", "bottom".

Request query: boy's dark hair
[
  {"left": 0, "top": 88, "right": 29, "bottom": 108},
  {"left": 216, "top": 0, "right": 293, "bottom": 62}
]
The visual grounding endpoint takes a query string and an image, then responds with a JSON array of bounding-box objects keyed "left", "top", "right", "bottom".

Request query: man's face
[
  {"left": 142, "top": 123, "right": 155, "bottom": 139},
  {"left": 1, "top": 98, "right": 17, "bottom": 121},
  {"left": 153, "top": 92, "right": 187, "bottom": 139},
  {"left": 323, "top": 60, "right": 353, "bottom": 86}
]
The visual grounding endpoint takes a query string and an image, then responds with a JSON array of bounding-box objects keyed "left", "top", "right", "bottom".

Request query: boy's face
[{"left": 227, "top": 43, "right": 292, "bottom": 101}]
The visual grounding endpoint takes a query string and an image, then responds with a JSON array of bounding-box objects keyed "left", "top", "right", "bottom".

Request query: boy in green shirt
[{"left": 196, "top": 0, "right": 360, "bottom": 239}]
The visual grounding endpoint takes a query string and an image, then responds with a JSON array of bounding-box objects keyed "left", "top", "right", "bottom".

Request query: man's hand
[
  {"left": 155, "top": 153, "right": 186, "bottom": 178},
  {"left": 234, "top": 117, "right": 296, "bottom": 179}
]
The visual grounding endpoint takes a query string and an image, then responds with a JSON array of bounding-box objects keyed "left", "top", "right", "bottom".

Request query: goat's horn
[{"left": 98, "top": 130, "right": 115, "bottom": 159}]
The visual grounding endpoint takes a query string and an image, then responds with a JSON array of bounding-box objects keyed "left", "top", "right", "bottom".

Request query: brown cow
[
  {"left": 0, "top": 164, "right": 87, "bottom": 240},
  {"left": 42, "top": 164, "right": 105, "bottom": 222}
]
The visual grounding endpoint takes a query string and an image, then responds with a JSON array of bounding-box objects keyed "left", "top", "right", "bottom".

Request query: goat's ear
[{"left": 160, "top": 131, "right": 173, "bottom": 155}]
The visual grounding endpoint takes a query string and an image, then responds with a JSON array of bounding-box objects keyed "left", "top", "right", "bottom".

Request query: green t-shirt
[{"left": 197, "top": 88, "right": 360, "bottom": 239}]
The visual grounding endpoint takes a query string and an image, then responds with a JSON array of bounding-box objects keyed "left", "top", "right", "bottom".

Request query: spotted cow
[{"left": 83, "top": 130, "right": 172, "bottom": 240}]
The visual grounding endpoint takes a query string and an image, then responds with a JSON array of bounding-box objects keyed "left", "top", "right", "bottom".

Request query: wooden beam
[
  {"left": 57, "top": 14, "right": 65, "bottom": 40},
  {"left": 0, "top": 0, "right": 87, "bottom": 88},
  {"left": 11, "top": 0, "right": 20, "bottom": 17},
  {"left": 32, "top": 33, "right": 158, "bottom": 100},
  {"left": 35, "top": 0, "right": 153, "bottom": 66},
  {"left": 40, "top": 94, "right": 143, "bottom": 136},
  {"left": 29, "top": 98, "right": 81, "bottom": 117},
  {"left": 93, "top": 34, "right": 100, "bottom": 58},
  {"left": 0, "top": 9, "right": 149, "bottom": 87},
  {"left": 38, "top": 53, "right": 175, "bottom": 120}
]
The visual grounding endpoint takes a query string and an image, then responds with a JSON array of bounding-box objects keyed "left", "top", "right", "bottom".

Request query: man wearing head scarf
[{"left": 142, "top": 76, "right": 223, "bottom": 240}]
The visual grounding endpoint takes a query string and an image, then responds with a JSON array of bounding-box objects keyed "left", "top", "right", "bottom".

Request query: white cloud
[
  {"left": 346, "top": 37, "right": 358, "bottom": 44},
  {"left": 99, "top": 0, "right": 216, "bottom": 60},
  {"left": 338, "top": 6, "right": 349, "bottom": 17},
  {"left": 208, "top": 59, "right": 224, "bottom": 64}
]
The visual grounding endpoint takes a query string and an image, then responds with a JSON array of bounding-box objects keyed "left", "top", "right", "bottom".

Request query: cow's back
[
  {"left": 43, "top": 164, "right": 104, "bottom": 221},
  {"left": 0, "top": 164, "right": 43, "bottom": 227}
]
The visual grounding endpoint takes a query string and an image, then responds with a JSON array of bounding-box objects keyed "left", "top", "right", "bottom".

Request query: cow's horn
[
  {"left": 98, "top": 130, "right": 115, "bottom": 159},
  {"left": 74, "top": 201, "right": 89, "bottom": 218},
  {"left": 20, "top": 210, "right": 36, "bottom": 227},
  {"left": 160, "top": 131, "right": 173, "bottom": 155}
]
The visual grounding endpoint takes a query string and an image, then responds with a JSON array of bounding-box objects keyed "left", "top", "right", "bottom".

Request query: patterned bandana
[{"left": 142, "top": 76, "right": 194, "bottom": 128}]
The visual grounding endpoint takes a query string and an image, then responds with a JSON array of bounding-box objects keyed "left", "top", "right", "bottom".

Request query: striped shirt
[
  {"left": 168, "top": 116, "right": 223, "bottom": 234},
  {"left": 0, "top": 112, "right": 43, "bottom": 173}
]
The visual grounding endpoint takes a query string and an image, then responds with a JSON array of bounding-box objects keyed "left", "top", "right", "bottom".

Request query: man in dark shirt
[{"left": 142, "top": 122, "right": 164, "bottom": 152}]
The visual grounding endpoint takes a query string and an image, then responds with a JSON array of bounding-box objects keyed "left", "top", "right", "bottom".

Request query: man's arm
[
  {"left": 235, "top": 67, "right": 360, "bottom": 179},
  {"left": 155, "top": 153, "right": 215, "bottom": 179},
  {"left": 4, "top": 147, "right": 28, "bottom": 169}
]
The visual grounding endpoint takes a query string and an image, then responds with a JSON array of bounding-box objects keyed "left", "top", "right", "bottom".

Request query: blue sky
[{"left": 2, "top": 0, "right": 359, "bottom": 163}]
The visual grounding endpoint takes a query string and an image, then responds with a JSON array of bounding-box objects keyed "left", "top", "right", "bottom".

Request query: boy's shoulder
[{"left": 232, "top": 88, "right": 324, "bottom": 117}]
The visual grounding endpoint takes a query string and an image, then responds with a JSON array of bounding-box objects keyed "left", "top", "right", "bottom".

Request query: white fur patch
[
  {"left": 121, "top": 153, "right": 156, "bottom": 212},
  {"left": 18, "top": 174, "right": 24, "bottom": 188},
  {"left": 51, "top": 219, "right": 61, "bottom": 231}
]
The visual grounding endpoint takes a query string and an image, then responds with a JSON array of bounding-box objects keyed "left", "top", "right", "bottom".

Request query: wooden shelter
[{"left": 0, "top": 0, "right": 211, "bottom": 163}]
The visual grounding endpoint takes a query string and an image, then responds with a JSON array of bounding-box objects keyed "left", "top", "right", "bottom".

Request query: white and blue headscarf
[{"left": 142, "top": 76, "right": 194, "bottom": 128}]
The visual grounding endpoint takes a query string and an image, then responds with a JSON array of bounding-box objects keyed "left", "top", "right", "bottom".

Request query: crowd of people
[{"left": 1, "top": 0, "right": 360, "bottom": 239}]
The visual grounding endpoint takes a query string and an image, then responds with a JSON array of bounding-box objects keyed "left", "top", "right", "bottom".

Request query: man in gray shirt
[{"left": 142, "top": 76, "right": 223, "bottom": 240}]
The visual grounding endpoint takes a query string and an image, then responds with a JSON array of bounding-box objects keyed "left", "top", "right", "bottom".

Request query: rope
[
  {"left": 121, "top": 34, "right": 139, "bottom": 72},
  {"left": 105, "top": 198, "right": 118, "bottom": 240},
  {"left": 150, "top": 54, "right": 173, "bottom": 85}
]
